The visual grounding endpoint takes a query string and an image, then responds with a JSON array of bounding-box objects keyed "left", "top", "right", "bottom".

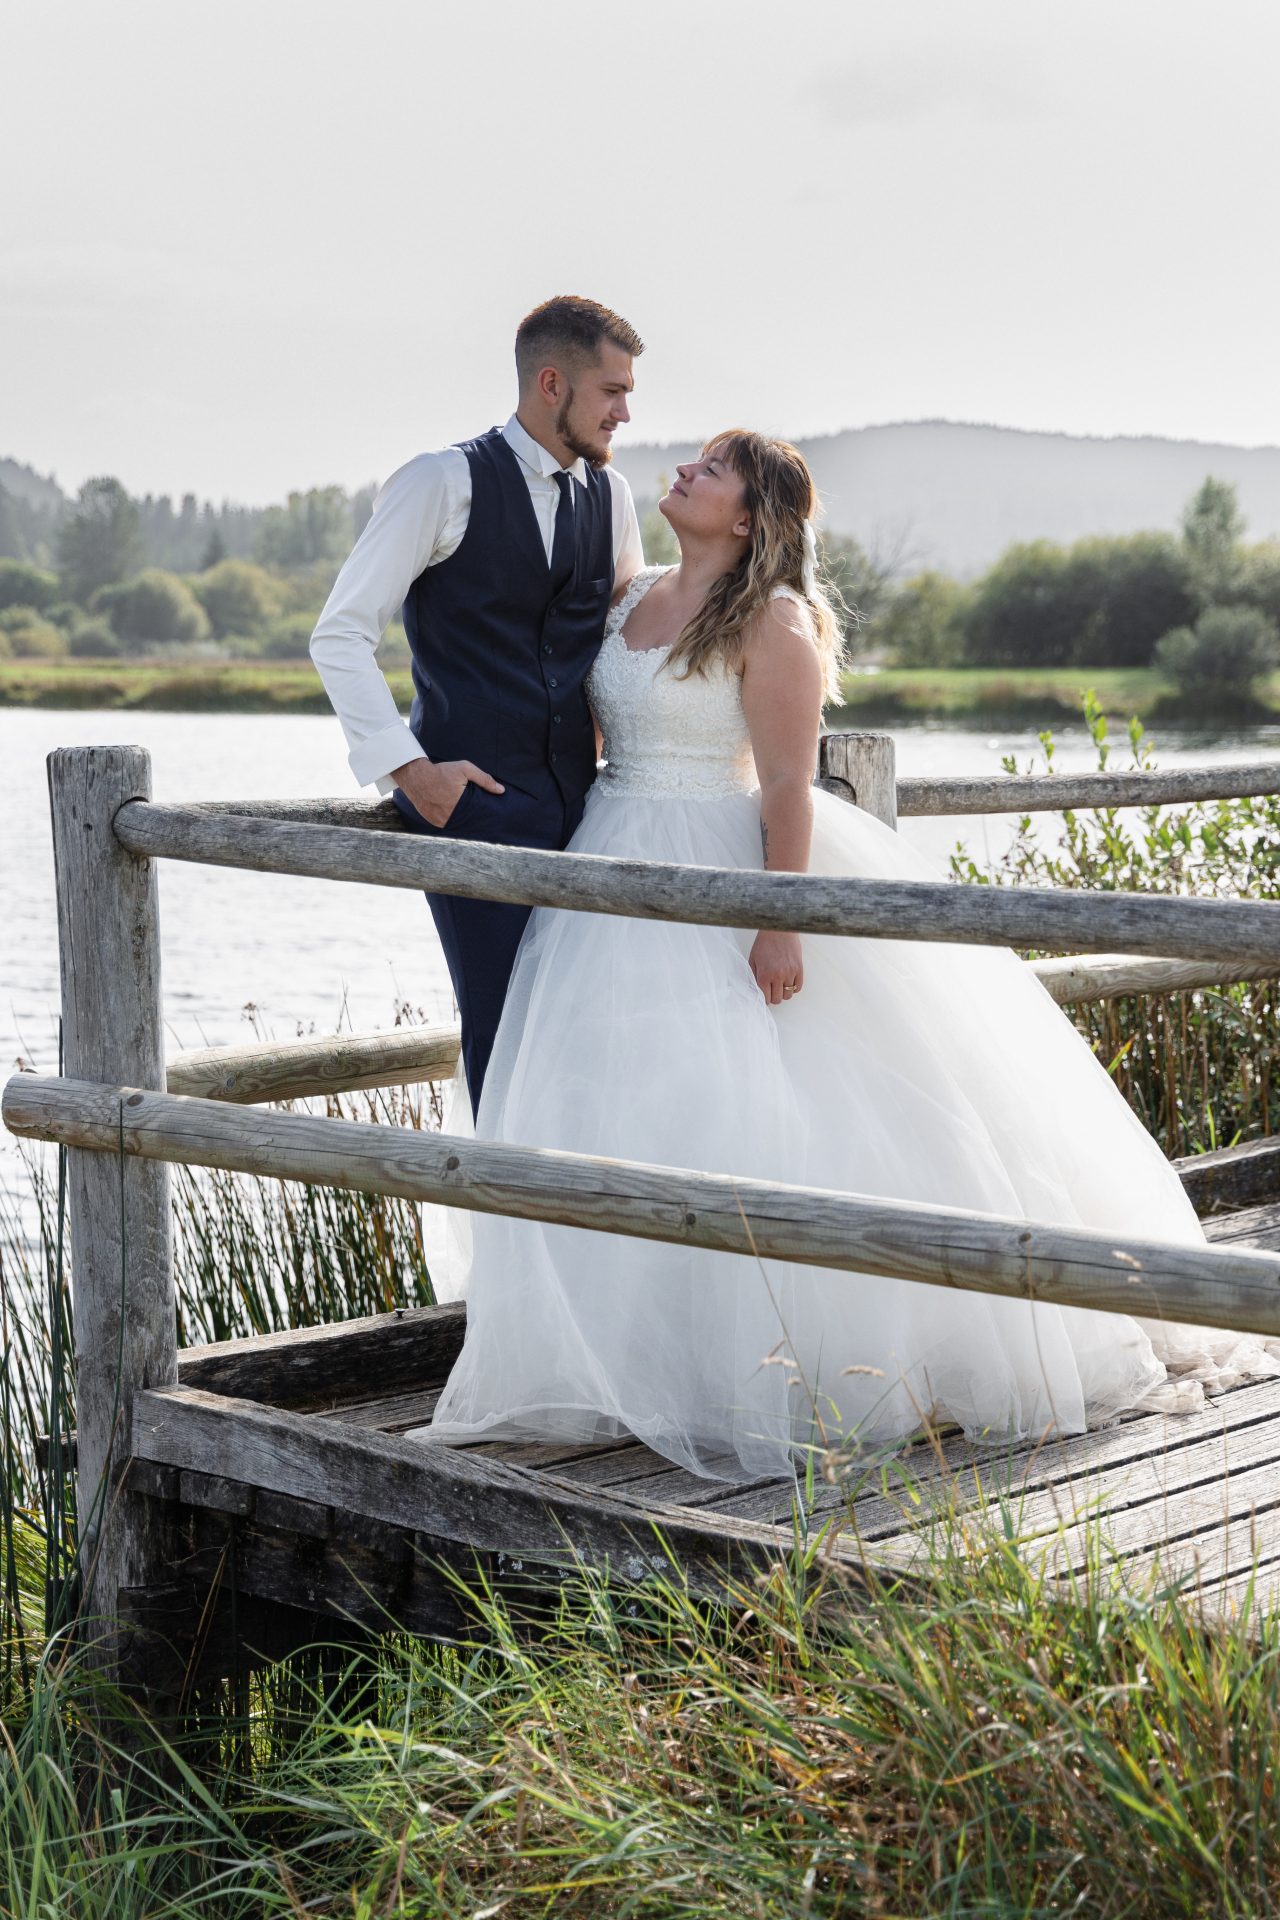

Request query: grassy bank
[
  {"left": 6, "top": 657, "right": 1280, "bottom": 726},
  {"left": 834, "top": 664, "right": 1280, "bottom": 728},
  {"left": 0, "top": 657, "right": 415, "bottom": 713}
]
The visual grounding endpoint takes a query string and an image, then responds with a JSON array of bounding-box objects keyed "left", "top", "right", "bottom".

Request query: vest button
[
  {"left": 550, "top": 752, "right": 559, "bottom": 764},
  {"left": 543, "top": 644, "right": 552, "bottom": 654},
  {"left": 548, "top": 676, "right": 558, "bottom": 687},
  {"left": 553, "top": 714, "right": 562, "bottom": 724}
]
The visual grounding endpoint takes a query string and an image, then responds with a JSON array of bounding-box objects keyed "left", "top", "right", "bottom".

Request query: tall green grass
[{"left": 5, "top": 1533, "right": 1280, "bottom": 1915}]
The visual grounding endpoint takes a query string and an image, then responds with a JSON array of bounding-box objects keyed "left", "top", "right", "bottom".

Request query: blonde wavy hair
[{"left": 663, "top": 429, "right": 847, "bottom": 702}]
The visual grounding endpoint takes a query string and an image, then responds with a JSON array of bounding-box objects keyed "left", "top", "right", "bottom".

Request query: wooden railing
[{"left": 5, "top": 733, "right": 1280, "bottom": 1642}]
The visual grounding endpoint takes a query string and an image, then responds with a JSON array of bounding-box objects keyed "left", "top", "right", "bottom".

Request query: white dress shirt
[{"left": 310, "top": 414, "right": 646, "bottom": 791}]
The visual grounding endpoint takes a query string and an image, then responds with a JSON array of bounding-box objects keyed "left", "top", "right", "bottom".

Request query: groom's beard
[{"left": 555, "top": 389, "right": 611, "bottom": 469}]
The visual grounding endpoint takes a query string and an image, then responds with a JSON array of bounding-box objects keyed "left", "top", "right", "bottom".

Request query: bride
[{"left": 409, "top": 429, "right": 1277, "bottom": 1480}]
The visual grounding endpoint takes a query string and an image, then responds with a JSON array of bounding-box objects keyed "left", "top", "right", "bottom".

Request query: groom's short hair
[{"left": 515, "top": 296, "right": 644, "bottom": 385}]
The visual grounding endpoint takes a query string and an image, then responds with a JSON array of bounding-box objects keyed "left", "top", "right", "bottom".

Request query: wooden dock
[{"left": 7, "top": 735, "right": 1280, "bottom": 1697}]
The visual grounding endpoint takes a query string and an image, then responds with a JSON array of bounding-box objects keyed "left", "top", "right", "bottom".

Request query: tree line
[
  {"left": 0, "top": 476, "right": 382, "bottom": 664},
  {"left": 1, "top": 468, "right": 1276, "bottom": 704},
  {"left": 854, "top": 477, "right": 1280, "bottom": 703}
]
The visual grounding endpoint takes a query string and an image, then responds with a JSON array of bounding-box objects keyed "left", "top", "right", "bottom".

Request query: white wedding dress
[{"left": 409, "top": 566, "right": 1278, "bottom": 1480}]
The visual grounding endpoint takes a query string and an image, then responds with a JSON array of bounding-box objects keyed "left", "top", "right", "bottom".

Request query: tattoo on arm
[{"left": 760, "top": 818, "right": 770, "bottom": 868}]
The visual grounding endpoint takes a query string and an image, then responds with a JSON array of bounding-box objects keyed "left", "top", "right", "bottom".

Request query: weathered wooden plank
[
  {"left": 196, "top": 754, "right": 1280, "bottom": 829},
  {"left": 130, "top": 1385, "right": 846, "bottom": 1592},
  {"left": 546, "top": 1444, "right": 704, "bottom": 1491},
  {"left": 1203, "top": 1202, "right": 1280, "bottom": 1251},
  {"left": 159, "top": 970, "right": 1278, "bottom": 1108},
  {"left": 178, "top": 1469, "right": 253, "bottom": 1518},
  {"left": 1176, "top": 1136, "right": 1280, "bottom": 1216},
  {"left": 896, "top": 762, "right": 1280, "bottom": 817},
  {"left": 1071, "top": 1483, "right": 1280, "bottom": 1592},
  {"left": 860, "top": 1404, "right": 1280, "bottom": 1559},
  {"left": 712, "top": 1380, "right": 1280, "bottom": 1530},
  {"left": 818, "top": 733, "right": 898, "bottom": 829},
  {"left": 186, "top": 794, "right": 410, "bottom": 830},
  {"left": 315, "top": 1387, "right": 443, "bottom": 1431},
  {"left": 110, "top": 799, "right": 1280, "bottom": 964},
  {"left": 174, "top": 1302, "right": 467, "bottom": 1407},
  {"left": 1209, "top": 1556, "right": 1280, "bottom": 1621},
  {"left": 256, "top": 1488, "right": 333, "bottom": 1537},
  {"left": 167, "top": 1024, "right": 462, "bottom": 1102},
  {"left": 1033, "top": 954, "right": 1279, "bottom": 1007},
  {"left": 47, "top": 745, "right": 178, "bottom": 1656},
  {"left": 12, "top": 1076, "right": 1280, "bottom": 1340},
  {"left": 607, "top": 1467, "right": 796, "bottom": 1511}
]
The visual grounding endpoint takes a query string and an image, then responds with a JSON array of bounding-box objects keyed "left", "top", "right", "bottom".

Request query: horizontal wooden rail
[
  {"left": 178, "top": 761, "right": 1280, "bottom": 831},
  {"left": 166, "top": 1024, "right": 461, "bottom": 1101},
  {"left": 166, "top": 951, "right": 1280, "bottom": 1108},
  {"left": 896, "top": 763, "right": 1280, "bottom": 816},
  {"left": 1032, "top": 953, "right": 1279, "bottom": 1007},
  {"left": 7, "top": 1074, "right": 1280, "bottom": 1338},
  {"left": 111, "top": 802, "right": 1280, "bottom": 964}
]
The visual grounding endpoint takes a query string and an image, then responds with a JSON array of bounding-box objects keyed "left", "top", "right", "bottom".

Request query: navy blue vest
[{"left": 401, "top": 427, "right": 614, "bottom": 810}]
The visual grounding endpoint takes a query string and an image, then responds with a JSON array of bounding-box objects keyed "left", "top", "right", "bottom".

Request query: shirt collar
[{"left": 503, "top": 413, "right": 587, "bottom": 486}]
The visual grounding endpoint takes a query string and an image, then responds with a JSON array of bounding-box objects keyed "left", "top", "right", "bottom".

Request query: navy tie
[{"left": 549, "top": 469, "right": 576, "bottom": 597}]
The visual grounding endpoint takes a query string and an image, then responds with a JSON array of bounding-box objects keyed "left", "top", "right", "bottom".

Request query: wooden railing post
[
  {"left": 818, "top": 731, "right": 898, "bottom": 829},
  {"left": 48, "top": 745, "right": 176, "bottom": 1662}
]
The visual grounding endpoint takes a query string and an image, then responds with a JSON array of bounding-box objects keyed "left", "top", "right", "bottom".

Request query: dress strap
[{"left": 607, "top": 564, "right": 669, "bottom": 632}]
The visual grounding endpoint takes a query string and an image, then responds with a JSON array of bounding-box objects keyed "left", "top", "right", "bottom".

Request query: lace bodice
[{"left": 587, "top": 567, "right": 758, "bottom": 799}]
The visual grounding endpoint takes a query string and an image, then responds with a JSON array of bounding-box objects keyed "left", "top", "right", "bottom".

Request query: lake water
[{"left": 5, "top": 707, "right": 1280, "bottom": 1208}]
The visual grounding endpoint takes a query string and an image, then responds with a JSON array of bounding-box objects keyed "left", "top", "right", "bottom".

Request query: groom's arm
[
  {"left": 309, "top": 451, "right": 468, "bottom": 794},
  {"left": 606, "top": 469, "right": 645, "bottom": 587}
]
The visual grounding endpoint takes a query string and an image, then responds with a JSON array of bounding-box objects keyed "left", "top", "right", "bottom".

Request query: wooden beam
[
  {"left": 166, "top": 1023, "right": 461, "bottom": 1102},
  {"left": 8, "top": 1074, "right": 1280, "bottom": 1336},
  {"left": 110, "top": 801, "right": 1280, "bottom": 964},
  {"left": 179, "top": 749, "right": 1280, "bottom": 829},
  {"left": 896, "top": 762, "right": 1280, "bottom": 817},
  {"left": 131, "top": 1385, "right": 816, "bottom": 1590},
  {"left": 818, "top": 733, "right": 898, "bottom": 828},
  {"left": 46, "top": 746, "right": 177, "bottom": 1658},
  {"left": 1032, "top": 953, "right": 1279, "bottom": 1006},
  {"left": 1177, "top": 1138, "right": 1280, "bottom": 1216},
  {"left": 162, "top": 951, "right": 1278, "bottom": 1111},
  {"left": 175, "top": 1301, "right": 467, "bottom": 1407}
]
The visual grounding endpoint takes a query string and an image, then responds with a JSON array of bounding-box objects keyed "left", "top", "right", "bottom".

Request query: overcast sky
[{"left": 4, "top": 0, "right": 1278, "bottom": 504}]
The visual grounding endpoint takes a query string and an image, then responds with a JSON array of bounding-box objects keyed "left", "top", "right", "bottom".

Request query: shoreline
[{"left": 4, "top": 659, "right": 1279, "bottom": 729}]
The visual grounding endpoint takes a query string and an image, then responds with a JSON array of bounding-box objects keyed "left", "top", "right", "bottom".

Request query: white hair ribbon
[{"left": 801, "top": 520, "right": 818, "bottom": 596}]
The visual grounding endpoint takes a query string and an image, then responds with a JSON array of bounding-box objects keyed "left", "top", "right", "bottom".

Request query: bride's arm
[{"left": 740, "top": 598, "right": 825, "bottom": 1004}]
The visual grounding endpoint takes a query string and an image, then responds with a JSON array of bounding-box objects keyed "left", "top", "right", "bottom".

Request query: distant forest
[{"left": 0, "top": 458, "right": 375, "bottom": 575}]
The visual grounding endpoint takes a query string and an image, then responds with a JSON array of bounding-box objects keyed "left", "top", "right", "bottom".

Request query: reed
[{"left": 951, "top": 693, "right": 1280, "bottom": 1155}]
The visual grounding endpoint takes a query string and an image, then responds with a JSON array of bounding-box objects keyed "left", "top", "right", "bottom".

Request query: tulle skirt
[{"left": 409, "top": 785, "right": 1278, "bottom": 1479}]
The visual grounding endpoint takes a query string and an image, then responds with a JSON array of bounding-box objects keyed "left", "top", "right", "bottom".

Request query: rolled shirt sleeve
[
  {"left": 606, "top": 468, "right": 646, "bottom": 587},
  {"left": 309, "top": 450, "right": 469, "bottom": 791}
]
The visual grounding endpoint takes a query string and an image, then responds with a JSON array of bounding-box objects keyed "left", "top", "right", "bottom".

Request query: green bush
[
  {"left": 0, "top": 559, "right": 59, "bottom": 612},
  {"left": 0, "top": 629, "right": 11, "bottom": 659},
  {"left": 0, "top": 605, "right": 41, "bottom": 634},
  {"left": 1154, "top": 604, "right": 1280, "bottom": 700},
  {"left": 962, "top": 534, "right": 1195, "bottom": 668},
  {"left": 1235, "top": 541, "right": 1280, "bottom": 628},
  {"left": 90, "top": 567, "right": 211, "bottom": 645},
  {"left": 193, "top": 558, "right": 281, "bottom": 638},
  {"left": 7, "top": 619, "right": 69, "bottom": 659},
  {"left": 67, "top": 613, "right": 126, "bottom": 658},
  {"left": 879, "top": 571, "right": 969, "bottom": 666}
]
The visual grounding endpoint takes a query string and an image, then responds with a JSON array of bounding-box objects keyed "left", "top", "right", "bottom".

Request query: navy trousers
[{"left": 394, "top": 779, "right": 584, "bottom": 1116}]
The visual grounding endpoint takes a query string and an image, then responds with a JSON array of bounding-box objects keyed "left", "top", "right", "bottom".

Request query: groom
[{"left": 310, "top": 295, "right": 645, "bottom": 1110}]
